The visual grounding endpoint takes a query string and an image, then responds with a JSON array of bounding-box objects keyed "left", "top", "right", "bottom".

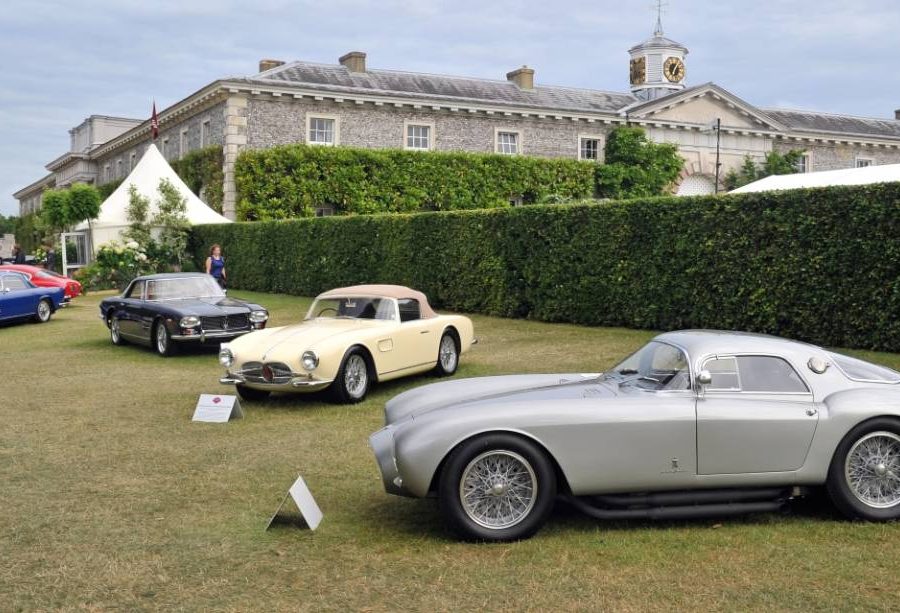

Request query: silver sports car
[{"left": 370, "top": 330, "right": 900, "bottom": 541}]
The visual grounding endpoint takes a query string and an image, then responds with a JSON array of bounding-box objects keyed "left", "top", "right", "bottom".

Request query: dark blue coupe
[{"left": 0, "top": 271, "right": 66, "bottom": 325}]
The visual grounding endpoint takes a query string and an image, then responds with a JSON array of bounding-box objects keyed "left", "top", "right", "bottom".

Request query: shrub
[
  {"left": 75, "top": 241, "right": 154, "bottom": 290},
  {"left": 171, "top": 146, "right": 224, "bottom": 213},
  {"left": 595, "top": 127, "right": 684, "bottom": 199},
  {"left": 190, "top": 182, "right": 900, "bottom": 352},
  {"left": 234, "top": 144, "right": 597, "bottom": 220}
]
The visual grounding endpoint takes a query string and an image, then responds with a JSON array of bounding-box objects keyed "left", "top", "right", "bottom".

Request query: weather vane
[{"left": 652, "top": 0, "right": 668, "bottom": 35}]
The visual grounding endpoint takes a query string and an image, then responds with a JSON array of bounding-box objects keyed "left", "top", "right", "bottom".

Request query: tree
[
  {"left": 153, "top": 178, "right": 190, "bottom": 267},
  {"left": 0, "top": 213, "right": 17, "bottom": 235},
  {"left": 723, "top": 150, "right": 806, "bottom": 191},
  {"left": 41, "top": 189, "right": 69, "bottom": 231},
  {"left": 67, "top": 183, "right": 102, "bottom": 226},
  {"left": 595, "top": 127, "right": 684, "bottom": 199},
  {"left": 123, "top": 184, "right": 152, "bottom": 247}
]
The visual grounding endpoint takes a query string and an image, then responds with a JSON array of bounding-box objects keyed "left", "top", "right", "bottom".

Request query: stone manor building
[{"left": 15, "top": 22, "right": 900, "bottom": 219}]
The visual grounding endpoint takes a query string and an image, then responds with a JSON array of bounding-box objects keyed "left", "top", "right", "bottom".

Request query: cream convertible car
[{"left": 218, "top": 285, "right": 475, "bottom": 403}]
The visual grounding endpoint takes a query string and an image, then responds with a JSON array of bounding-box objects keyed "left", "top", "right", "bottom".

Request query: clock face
[
  {"left": 630, "top": 57, "right": 646, "bottom": 86},
  {"left": 663, "top": 57, "right": 686, "bottom": 83}
]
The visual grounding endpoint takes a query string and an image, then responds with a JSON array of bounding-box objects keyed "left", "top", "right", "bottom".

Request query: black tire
[
  {"left": 438, "top": 433, "right": 557, "bottom": 542},
  {"left": 153, "top": 320, "right": 177, "bottom": 357},
  {"left": 434, "top": 330, "right": 460, "bottom": 376},
  {"left": 236, "top": 384, "right": 271, "bottom": 402},
  {"left": 34, "top": 299, "right": 52, "bottom": 323},
  {"left": 330, "top": 349, "right": 371, "bottom": 404},
  {"left": 109, "top": 316, "right": 126, "bottom": 345},
  {"left": 827, "top": 417, "right": 900, "bottom": 521}
]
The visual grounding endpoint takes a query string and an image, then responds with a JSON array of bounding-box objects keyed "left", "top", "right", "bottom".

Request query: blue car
[{"left": 0, "top": 271, "right": 66, "bottom": 325}]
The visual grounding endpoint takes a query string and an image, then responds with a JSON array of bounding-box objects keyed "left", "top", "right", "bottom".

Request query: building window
[
  {"left": 795, "top": 153, "right": 811, "bottom": 173},
  {"left": 116, "top": 160, "right": 122, "bottom": 177},
  {"left": 104, "top": 164, "right": 111, "bottom": 181},
  {"left": 579, "top": 136, "right": 603, "bottom": 161},
  {"left": 405, "top": 122, "right": 432, "bottom": 150},
  {"left": 307, "top": 116, "right": 338, "bottom": 145},
  {"left": 495, "top": 129, "right": 520, "bottom": 155},
  {"left": 856, "top": 157, "right": 875, "bottom": 168},
  {"left": 162, "top": 138, "right": 170, "bottom": 159},
  {"left": 201, "top": 119, "right": 211, "bottom": 147},
  {"left": 315, "top": 206, "right": 335, "bottom": 217},
  {"left": 129, "top": 152, "right": 136, "bottom": 170},
  {"left": 180, "top": 129, "right": 189, "bottom": 157}
]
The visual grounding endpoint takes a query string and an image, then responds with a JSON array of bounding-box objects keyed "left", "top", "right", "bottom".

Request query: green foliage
[
  {"left": 41, "top": 189, "right": 69, "bottom": 231},
  {"left": 595, "top": 127, "right": 684, "bottom": 199},
  {"left": 123, "top": 185, "right": 152, "bottom": 247},
  {"left": 98, "top": 179, "right": 124, "bottom": 200},
  {"left": 66, "top": 183, "right": 102, "bottom": 225},
  {"left": 75, "top": 240, "right": 155, "bottom": 290},
  {"left": 192, "top": 182, "right": 900, "bottom": 352},
  {"left": 13, "top": 214, "right": 41, "bottom": 253},
  {"left": 153, "top": 178, "right": 190, "bottom": 267},
  {"left": 0, "top": 213, "right": 17, "bottom": 235},
  {"left": 171, "top": 146, "right": 224, "bottom": 213},
  {"left": 724, "top": 150, "right": 806, "bottom": 191},
  {"left": 234, "top": 144, "right": 597, "bottom": 220}
]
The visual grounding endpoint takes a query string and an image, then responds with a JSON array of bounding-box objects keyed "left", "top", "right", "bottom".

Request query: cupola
[{"left": 628, "top": 11, "right": 688, "bottom": 102}]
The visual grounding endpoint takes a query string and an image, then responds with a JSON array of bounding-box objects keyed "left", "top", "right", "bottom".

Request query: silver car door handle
[{"left": 806, "top": 408, "right": 818, "bottom": 416}]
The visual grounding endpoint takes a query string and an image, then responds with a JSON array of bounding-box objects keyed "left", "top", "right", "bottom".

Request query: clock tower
[{"left": 628, "top": 10, "right": 688, "bottom": 101}]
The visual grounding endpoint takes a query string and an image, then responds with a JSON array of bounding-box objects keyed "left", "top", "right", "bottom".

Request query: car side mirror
[{"left": 696, "top": 370, "right": 713, "bottom": 386}]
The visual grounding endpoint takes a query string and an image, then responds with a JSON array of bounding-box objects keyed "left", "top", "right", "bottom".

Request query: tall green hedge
[
  {"left": 190, "top": 182, "right": 900, "bottom": 351},
  {"left": 234, "top": 144, "right": 597, "bottom": 220}
]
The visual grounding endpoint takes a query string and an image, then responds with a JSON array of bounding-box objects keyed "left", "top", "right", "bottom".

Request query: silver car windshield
[
  {"left": 606, "top": 341, "right": 692, "bottom": 391},
  {"left": 306, "top": 296, "right": 396, "bottom": 321},
  {"left": 145, "top": 277, "right": 225, "bottom": 301}
]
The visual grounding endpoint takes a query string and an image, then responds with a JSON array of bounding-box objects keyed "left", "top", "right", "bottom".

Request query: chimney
[
  {"left": 506, "top": 65, "right": 535, "bottom": 90},
  {"left": 339, "top": 51, "right": 367, "bottom": 73},
  {"left": 259, "top": 59, "right": 285, "bottom": 73}
]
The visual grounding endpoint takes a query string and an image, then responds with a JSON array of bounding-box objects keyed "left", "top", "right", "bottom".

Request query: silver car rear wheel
[
  {"left": 844, "top": 431, "right": 900, "bottom": 509},
  {"left": 459, "top": 450, "right": 537, "bottom": 529}
]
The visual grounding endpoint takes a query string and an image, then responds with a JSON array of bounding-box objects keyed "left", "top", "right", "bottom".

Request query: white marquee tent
[
  {"left": 731, "top": 163, "right": 900, "bottom": 194},
  {"left": 76, "top": 143, "right": 230, "bottom": 248}
]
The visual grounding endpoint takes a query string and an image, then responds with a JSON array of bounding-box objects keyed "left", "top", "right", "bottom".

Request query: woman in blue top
[{"left": 205, "top": 244, "right": 227, "bottom": 288}]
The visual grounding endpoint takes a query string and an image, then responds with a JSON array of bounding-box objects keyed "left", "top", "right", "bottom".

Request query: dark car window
[
  {"left": 398, "top": 299, "right": 421, "bottom": 323},
  {"left": 126, "top": 281, "right": 144, "bottom": 299}
]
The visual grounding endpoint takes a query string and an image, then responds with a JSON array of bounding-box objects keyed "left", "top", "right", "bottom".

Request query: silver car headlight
[
  {"left": 180, "top": 315, "right": 200, "bottom": 328},
  {"left": 301, "top": 350, "right": 319, "bottom": 371},
  {"left": 249, "top": 311, "right": 268, "bottom": 323},
  {"left": 219, "top": 347, "right": 234, "bottom": 368}
]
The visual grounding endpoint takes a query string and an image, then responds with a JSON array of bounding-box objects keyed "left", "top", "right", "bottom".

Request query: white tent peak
[
  {"left": 76, "top": 143, "right": 230, "bottom": 246},
  {"left": 731, "top": 163, "right": 900, "bottom": 194}
]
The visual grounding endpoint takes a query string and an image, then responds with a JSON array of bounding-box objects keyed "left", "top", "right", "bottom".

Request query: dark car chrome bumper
[{"left": 171, "top": 329, "right": 251, "bottom": 342}]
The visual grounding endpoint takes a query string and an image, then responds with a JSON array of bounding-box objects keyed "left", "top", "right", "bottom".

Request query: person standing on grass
[
  {"left": 12, "top": 244, "right": 26, "bottom": 264},
  {"left": 205, "top": 244, "right": 227, "bottom": 289}
]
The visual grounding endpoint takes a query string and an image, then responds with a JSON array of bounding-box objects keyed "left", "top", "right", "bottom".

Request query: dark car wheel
[
  {"left": 34, "top": 299, "right": 52, "bottom": 323},
  {"left": 153, "top": 320, "right": 177, "bottom": 357},
  {"left": 109, "top": 316, "right": 126, "bottom": 345},
  {"left": 331, "top": 349, "right": 370, "bottom": 404},
  {"left": 434, "top": 331, "right": 459, "bottom": 376},
  {"left": 827, "top": 417, "right": 900, "bottom": 521},
  {"left": 236, "top": 384, "right": 271, "bottom": 402},
  {"left": 438, "top": 433, "right": 557, "bottom": 542}
]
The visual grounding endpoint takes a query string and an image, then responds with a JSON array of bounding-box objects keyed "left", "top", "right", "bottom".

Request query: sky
[{"left": 2, "top": 0, "right": 899, "bottom": 216}]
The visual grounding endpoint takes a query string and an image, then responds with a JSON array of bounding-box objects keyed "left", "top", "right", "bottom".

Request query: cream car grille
[{"left": 239, "top": 361, "right": 294, "bottom": 384}]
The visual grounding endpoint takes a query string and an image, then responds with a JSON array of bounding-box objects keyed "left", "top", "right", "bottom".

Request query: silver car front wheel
[{"left": 460, "top": 450, "right": 537, "bottom": 530}]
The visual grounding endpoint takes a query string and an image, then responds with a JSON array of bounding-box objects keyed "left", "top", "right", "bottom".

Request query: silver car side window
[
  {"left": 736, "top": 356, "right": 810, "bottom": 393},
  {"left": 705, "top": 357, "right": 741, "bottom": 391}
]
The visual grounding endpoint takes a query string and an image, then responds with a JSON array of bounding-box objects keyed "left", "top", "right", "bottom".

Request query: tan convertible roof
[{"left": 317, "top": 284, "right": 437, "bottom": 318}]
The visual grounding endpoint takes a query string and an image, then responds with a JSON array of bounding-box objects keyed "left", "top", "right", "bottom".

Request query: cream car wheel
[
  {"left": 435, "top": 332, "right": 459, "bottom": 376},
  {"left": 345, "top": 354, "right": 368, "bottom": 399}
]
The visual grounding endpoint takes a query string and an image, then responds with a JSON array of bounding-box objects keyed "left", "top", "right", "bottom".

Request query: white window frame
[
  {"left": 855, "top": 156, "right": 875, "bottom": 168},
  {"left": 180, "top": 128, "right": 189, "bottom": 157},
  {"left": 796, "top": 151, "right": 811, "bottom": 174},
  {"left": 494, "top": 128, "right": 522, "bottom": 155},
  {"left": 578, "top": 134, "right": 605, "bottom": 162},
  {"left": 306, "top": 114, "right": 340, "bottom": 146},
  {"left": 201, "top": 118, "right": 211, "bottom": 147},
  {"left": 403, "top": 120, "right": 434, "bottom": 151}
]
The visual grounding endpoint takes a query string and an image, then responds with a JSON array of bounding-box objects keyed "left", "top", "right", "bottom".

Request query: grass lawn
[{"left": 3, "top": 290, "right": 900, "bottom": 611}]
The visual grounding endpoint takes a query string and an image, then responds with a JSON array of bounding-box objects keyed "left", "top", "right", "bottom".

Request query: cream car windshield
[
  {"left": 145, "top": 277, "right": 225, "bottom": 301},
  {"left": 605, "top": 341, "right": 692, "bottom": 391},
  {"left": 307, "top": 296, "right": 396, "bottom": 321}
]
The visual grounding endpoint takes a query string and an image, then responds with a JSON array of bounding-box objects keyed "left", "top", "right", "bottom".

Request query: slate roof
[
  {"left": 763, "top": 109, "right": 900, "bottom": 140},
  {"left": 238, "top": 61, "right": 637, "bottom": 114}
]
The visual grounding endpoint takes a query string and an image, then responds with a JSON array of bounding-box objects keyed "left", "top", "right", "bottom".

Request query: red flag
[{"left": 150, "top": 101, "right": 159, "bottom": 139}]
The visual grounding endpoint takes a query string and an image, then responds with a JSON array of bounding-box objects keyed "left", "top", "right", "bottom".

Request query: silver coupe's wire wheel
[
  {"left": 459, "top": 450, "right": 537, "bottom": 529},
  {"left": 844, "top": 431, "right": 900, "bottom": 508},
  {"left": 344, "top": 354, "right": 368, "bottom": 399},
  {"left": 439, "top": 335, "right": 458, "bottom": 372}
]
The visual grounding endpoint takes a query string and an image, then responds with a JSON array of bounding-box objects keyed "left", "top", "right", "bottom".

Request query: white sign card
[
  {"left": 192, "top": 394, "right": 243, "bottom": 423},
  {"left": 266, "top": 475, "right": 323, "bottom": 531}
]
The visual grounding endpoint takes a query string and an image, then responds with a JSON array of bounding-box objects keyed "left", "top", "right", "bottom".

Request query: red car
[{"left": 0, "top": 264, "right": 82, "bottom": 300}]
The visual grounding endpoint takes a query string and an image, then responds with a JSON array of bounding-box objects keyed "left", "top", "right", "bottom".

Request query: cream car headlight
[
  {"left": 219, "top": 347, "right": 234, "bottom": 368},
  {"left": 249, "top": 311, "right": 268, "bottom": 323},
  {"left": 301, "top": 350, "right": 319, "bottom": 371},
  {"left": 180, "top": 315, "right": 200, "bottom": 328}
]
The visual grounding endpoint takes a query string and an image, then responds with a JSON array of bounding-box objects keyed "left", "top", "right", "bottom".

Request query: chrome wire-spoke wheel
[
  {"left": 156, "top": 324, "right": 168, "bottom": 354},
  {"left": 345, "top": 354, "right": 368, "bottom": 399},
  {"left": 37, "top": 300, "right": 51, "bottom": 322},
  {"left": 439, "top": 335, "right": 458, "bottom": 372},
  {"left": 459, "top": 450, "right": 537, "bottom": 530},
  {"left": 845, "top": 431, "right": 900, "bottom": 509}
]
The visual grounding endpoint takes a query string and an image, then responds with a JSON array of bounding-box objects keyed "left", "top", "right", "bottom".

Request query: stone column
[{"left": 222, "top": 94, "right": 249, "bottom": 220}]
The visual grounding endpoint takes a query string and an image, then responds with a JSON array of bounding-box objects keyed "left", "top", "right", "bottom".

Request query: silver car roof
[{"left": 654, "top": 330, "right": 826, "bottom": 362}]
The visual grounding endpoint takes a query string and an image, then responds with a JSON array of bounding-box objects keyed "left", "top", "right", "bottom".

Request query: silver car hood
[{"left": 384, "top": 373, "right": 610, "bottom": 425}]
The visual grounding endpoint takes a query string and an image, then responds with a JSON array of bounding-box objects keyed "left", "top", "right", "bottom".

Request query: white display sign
[
  {"left": 192, "top": 394, "right": 243, "bottom": 423},
  {"left": 266, "top": 475, "right": 323, "bottom": 531}
]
